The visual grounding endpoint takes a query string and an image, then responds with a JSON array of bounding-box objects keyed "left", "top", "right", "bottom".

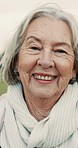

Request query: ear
[
  {"left": 72, "top": 68, "right": 76, "bottom": 77},
  {"left": 15, "top": 60, "right": 19, "bottom": 69},
  {"left": 14, "top": 60, "right": 20, "bottom": 80}
]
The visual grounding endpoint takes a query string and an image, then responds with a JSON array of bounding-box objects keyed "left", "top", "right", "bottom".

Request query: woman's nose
[{"left": 37, "top": 51, "right": 55, "bottom": 68}]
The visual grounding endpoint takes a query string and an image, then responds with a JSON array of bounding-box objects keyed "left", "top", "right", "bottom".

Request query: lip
[
  {"left": 32, "top": 72, "right": 58, "bottom": 84},
  {"left": 32, "top": 72, "right": 56, "bottom": 76}
]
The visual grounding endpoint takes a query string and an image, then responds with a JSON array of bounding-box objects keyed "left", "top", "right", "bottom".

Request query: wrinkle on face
[{"left": 17, "top": 17, "right": 76, "bottom": 120}]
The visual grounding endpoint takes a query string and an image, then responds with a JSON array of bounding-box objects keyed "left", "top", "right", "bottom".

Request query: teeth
[{"left": 33, "top": 74, "right": 56, "bottom": 80}]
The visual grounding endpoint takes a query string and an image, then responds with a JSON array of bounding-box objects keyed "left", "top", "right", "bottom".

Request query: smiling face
[{"left": 17, "top": 17, "right": 76, "bottom": 101}]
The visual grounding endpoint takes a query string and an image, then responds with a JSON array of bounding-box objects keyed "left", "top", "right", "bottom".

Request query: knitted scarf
[{"left": 0, "top": 82, "right": 78, "bottom": 148}]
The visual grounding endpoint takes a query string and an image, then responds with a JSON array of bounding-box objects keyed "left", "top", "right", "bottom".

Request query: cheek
[
  {"left": 18, "top": 55, "right": 38, "bottom": 87},
  {"left": 56, "top": 58, "right": 74, "bottom": 77},
  {"left": 18, "top": 53, "right": 37, "bottom": 75}
]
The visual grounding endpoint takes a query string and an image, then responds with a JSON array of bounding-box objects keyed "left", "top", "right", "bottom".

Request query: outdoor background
[{"left": 0, "top": 0, "right": 78, "bottom": 95}]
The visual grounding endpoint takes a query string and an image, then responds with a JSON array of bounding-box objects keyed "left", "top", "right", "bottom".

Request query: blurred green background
[{"left": 0, "top": 79, "right": 7, "bottom": 96}]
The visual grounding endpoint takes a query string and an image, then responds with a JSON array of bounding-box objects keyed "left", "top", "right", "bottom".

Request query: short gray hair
[{"left": 1, "top": 3, "right": 78, "bottom": 84}]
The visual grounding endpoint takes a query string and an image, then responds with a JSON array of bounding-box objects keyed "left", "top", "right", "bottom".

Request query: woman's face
[{"left": 17, "top": 17, "right": 76, "bottom": 100}]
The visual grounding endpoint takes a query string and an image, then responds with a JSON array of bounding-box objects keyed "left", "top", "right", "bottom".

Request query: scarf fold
[{"left": 0, "top": 82, "right": 78, "bottom": 148}]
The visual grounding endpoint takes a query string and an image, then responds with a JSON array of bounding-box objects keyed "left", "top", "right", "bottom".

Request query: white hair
[{"left": 1, "top": 3, "right": 78, "bottom": 84}]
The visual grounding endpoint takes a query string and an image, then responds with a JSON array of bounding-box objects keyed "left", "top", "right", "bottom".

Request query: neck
[{"left": 24, "top": 91, "right": 60, "bottom": 121}]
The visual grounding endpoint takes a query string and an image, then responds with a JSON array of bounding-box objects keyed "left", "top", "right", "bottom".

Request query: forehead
[
  {"left": 27, "top": 16, "right": 71, "bottom": 32},
  {"left": 25, "top": 17, "right": 72, "bottom": 45}
]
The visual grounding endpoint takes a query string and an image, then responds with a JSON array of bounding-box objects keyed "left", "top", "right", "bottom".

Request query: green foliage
[{"left": 0, "top": 79, "right": 7, "bottom": 96}]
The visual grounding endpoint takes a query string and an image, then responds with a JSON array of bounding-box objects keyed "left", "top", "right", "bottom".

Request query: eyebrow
[
  {"left": 26, "top": 35, "right": 41, "bottom": 43},
  {"left": 53, "top": 42, "right": 71, "bottom": 49},
  {"left": 26, "top": 35, "right": 71, "bottom": 49}
]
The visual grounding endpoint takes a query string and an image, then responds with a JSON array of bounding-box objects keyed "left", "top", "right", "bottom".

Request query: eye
[
  {"left": 31, "top": 46, "right": 41, "bottom": 51},
  {"left": 55, "top": 49, "right": 68, "bottom": 54}
]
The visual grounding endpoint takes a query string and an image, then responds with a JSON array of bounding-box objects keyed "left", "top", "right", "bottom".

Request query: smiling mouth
[{"left": 32, "top": 74, "right": 57, "bottom": 81}]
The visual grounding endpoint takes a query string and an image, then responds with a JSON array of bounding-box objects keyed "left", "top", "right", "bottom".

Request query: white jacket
[{"left": 0, "top": 82, "right": 78, "bottom": 148}]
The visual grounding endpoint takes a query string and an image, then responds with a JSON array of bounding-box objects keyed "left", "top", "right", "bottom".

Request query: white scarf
[{"left": 0, "top": 82, "right": 78, "bottom": 148}]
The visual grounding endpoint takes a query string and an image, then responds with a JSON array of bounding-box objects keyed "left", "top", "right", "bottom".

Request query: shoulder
[
  {"left": 0, "top": 93, "right": 6, "bottom": 130},
  {"left": 0, "top": 93, "right": 7, "bottom": 113},
  {"left": 0, "top": 93, "right": 7, "bottom": 106},
  {"left": 0, "top": 92, "right": 6, "bottom": 100}
]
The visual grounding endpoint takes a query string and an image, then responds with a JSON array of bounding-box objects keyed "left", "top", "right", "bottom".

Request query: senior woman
[{"left": 0, "top": 3, "right": 78, "bottom": 148}]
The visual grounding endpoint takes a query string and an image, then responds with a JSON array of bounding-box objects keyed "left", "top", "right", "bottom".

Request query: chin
[{"left": 33, "top": 91, "right": 55, "bottom": 99}]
